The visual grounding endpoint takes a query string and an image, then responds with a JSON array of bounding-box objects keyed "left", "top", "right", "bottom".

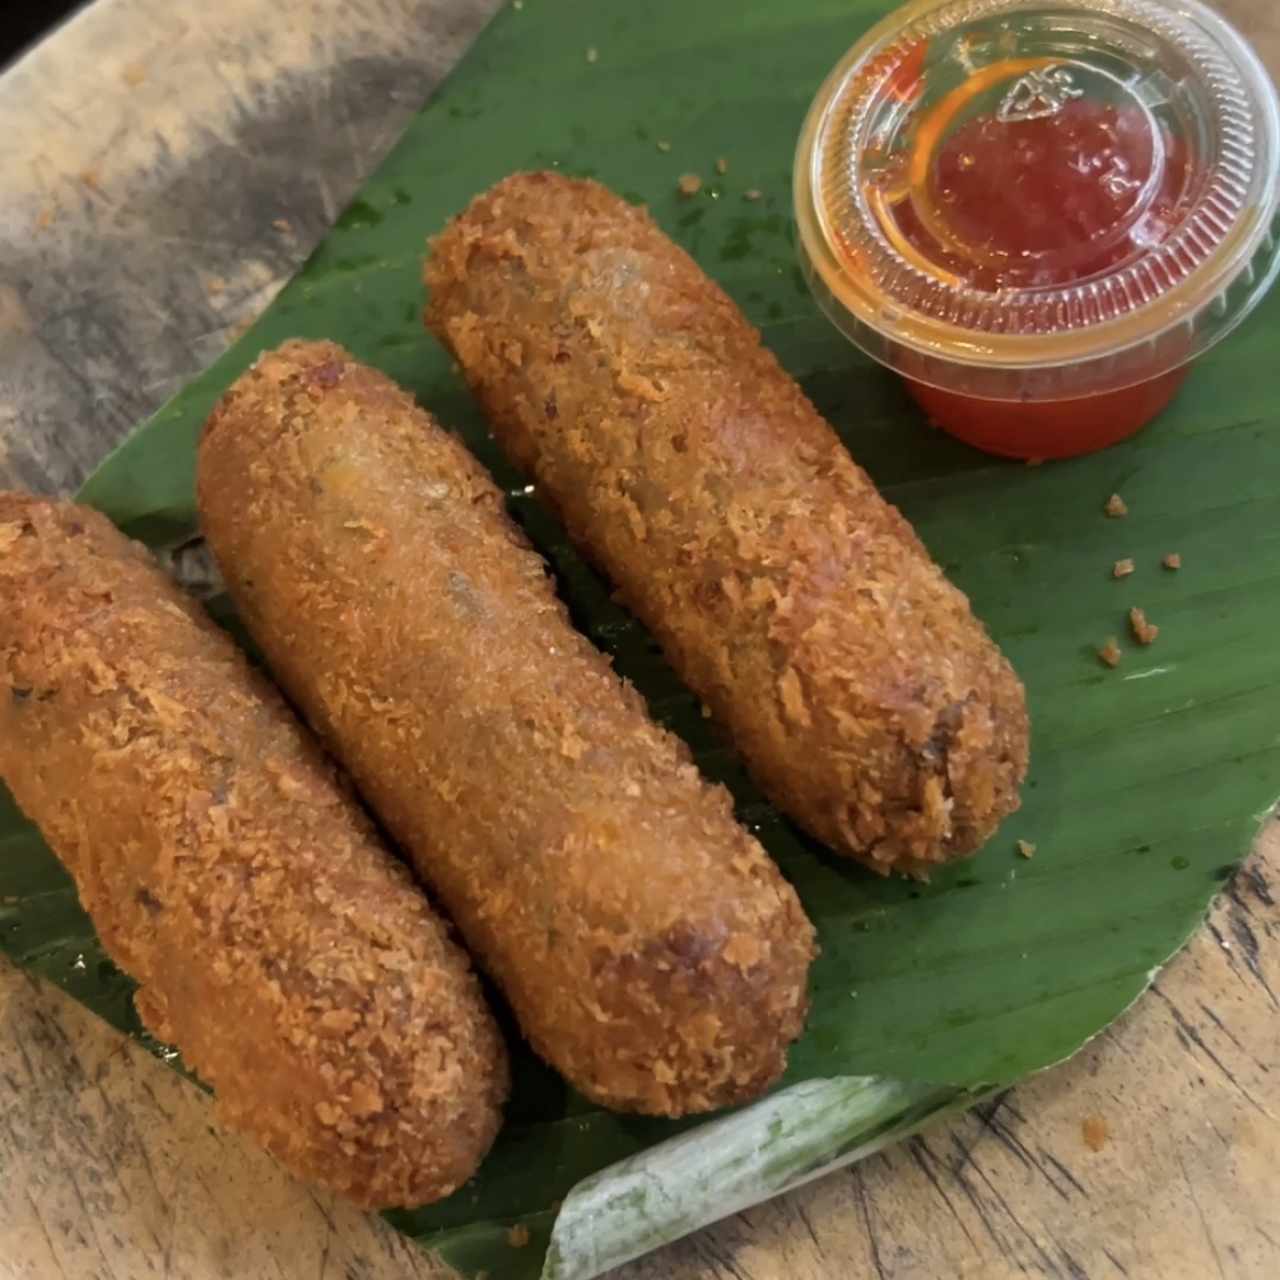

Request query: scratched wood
[{"left": 0, "top": 2, "right": 1277, "bottom": 1278}]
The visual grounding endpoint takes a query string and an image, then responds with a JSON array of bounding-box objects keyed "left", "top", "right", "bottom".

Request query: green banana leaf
[{"left": 2, "top": 0, "right": 1278, "bottom": 1275}]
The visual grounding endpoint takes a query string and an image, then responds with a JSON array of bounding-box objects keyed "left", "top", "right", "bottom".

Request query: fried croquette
[
  {"left": 198, "top": 340, "right": 815, "bottom": 1117},
  {"left": 0, "top": 495, "right": 507, "bottom": 1208},
  {"left": 425, "top": 172, "right": 1030, "bottom": 877}
]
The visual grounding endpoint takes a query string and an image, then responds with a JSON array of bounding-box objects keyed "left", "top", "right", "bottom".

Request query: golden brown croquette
[
  {"left": 197, "top": 340, "right": 815, "bottom": 1117},
  {"left": 425, "top": 172, "right": 1030, "bottom": 877},
  {"left": 0, "top": 495, "right": 507, "bottom": 1208}
]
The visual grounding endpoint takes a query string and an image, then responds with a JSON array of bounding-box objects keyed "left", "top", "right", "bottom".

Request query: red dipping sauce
[
  {"left": 795, "top": 0, "right": 1280, "bottom": 459},
  {"left": 898, "top": 95, "right": 1196, "bottom": 456}
]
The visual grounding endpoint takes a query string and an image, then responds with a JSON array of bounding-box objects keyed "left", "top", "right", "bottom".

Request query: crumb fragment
[
  {"left": 1016, "top": 839, "right": 1036, "bottom": 859},
  {"left": 1128, "top": 607, "right": 1159, "bottom": 646},
  {"left": 585, "top": 46, "right": 599, "bottom": 64},
  {"left": 1162, "top": 553, "right": 1182, "bottom": 571},
  {"left": 1098, "top": 638, "right": 1122, "bottom": 668},
  {"left": 122, "top": 62, "right": 147, "bottom": 87},
  {"left": 80, "top": 170, "right": 102, "bottom": 194},
  {"left": 205, "top": 276, "right": 226, "bottom": 298},
  {"left": 1104, "top": 493, "right": 1128, "bottom": 518},
  {"left": 677, "top": 173, "right": 703, "bottom": 198},
  {"left": 1082, "top": 1115, "right": 1109, "bottom": 1151},
  {"left": 715, "top": 157, "right": 728, "bottom": 176},
  {"left": 777, "top": 666, "right": 811, "bottom": 728},
  {"left": 1112, "top": 558, "right": 1135, "bottom": 579},
  {"left": 656, "top": 139, "right": 672, "bottom": 153},
  {"left": 273, "top": 217, "right": 292, "bottom": 233},
  {"left": 743, "top": 188, "right": 763, "bottom": 202},
  {"left": 34, "top": 207, "right": 55, "bottom": 232},
  {"left": 507, "top": 1224, "right": 531, "bottom": 1248}
]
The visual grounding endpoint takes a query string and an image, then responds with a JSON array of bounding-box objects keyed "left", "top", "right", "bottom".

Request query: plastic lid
[{"left": 795, "top": 0, "right": 1280, "bottom": 401}]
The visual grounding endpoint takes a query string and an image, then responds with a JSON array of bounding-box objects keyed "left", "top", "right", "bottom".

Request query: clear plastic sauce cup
[{"left": 794, "top": 0, "right": 1280, "bottom": 459}]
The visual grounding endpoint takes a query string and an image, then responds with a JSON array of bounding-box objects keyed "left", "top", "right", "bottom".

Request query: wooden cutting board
[{"left": 0, "top": 2, "right": 1276, "bottom": 1277}]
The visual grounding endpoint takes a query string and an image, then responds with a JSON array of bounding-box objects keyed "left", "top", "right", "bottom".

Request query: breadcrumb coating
[
  {"left": 425, "top": 172, "right": 1030, "bottom": 876},
  {"left": 0, "top": 495, "right": 507, "bottom": 1208},
  {"left": 198, "top": 341, "right": 815, "bottom": 1116}
]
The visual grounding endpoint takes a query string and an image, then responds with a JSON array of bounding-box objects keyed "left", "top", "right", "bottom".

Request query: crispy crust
[
  {"left": 197, "top": 340, "right": 815, "bottom": 1116},
  {"left": 425, "top": 172, "right": 1030, "bottom": 876},
  {"left": 0, "top": 495, "right": 507, "bottom": 1208}
]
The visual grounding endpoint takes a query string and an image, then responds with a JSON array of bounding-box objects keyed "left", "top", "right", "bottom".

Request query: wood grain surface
[{"left": 1, "top": 2, "right": 1277, "bottom": 1277}]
